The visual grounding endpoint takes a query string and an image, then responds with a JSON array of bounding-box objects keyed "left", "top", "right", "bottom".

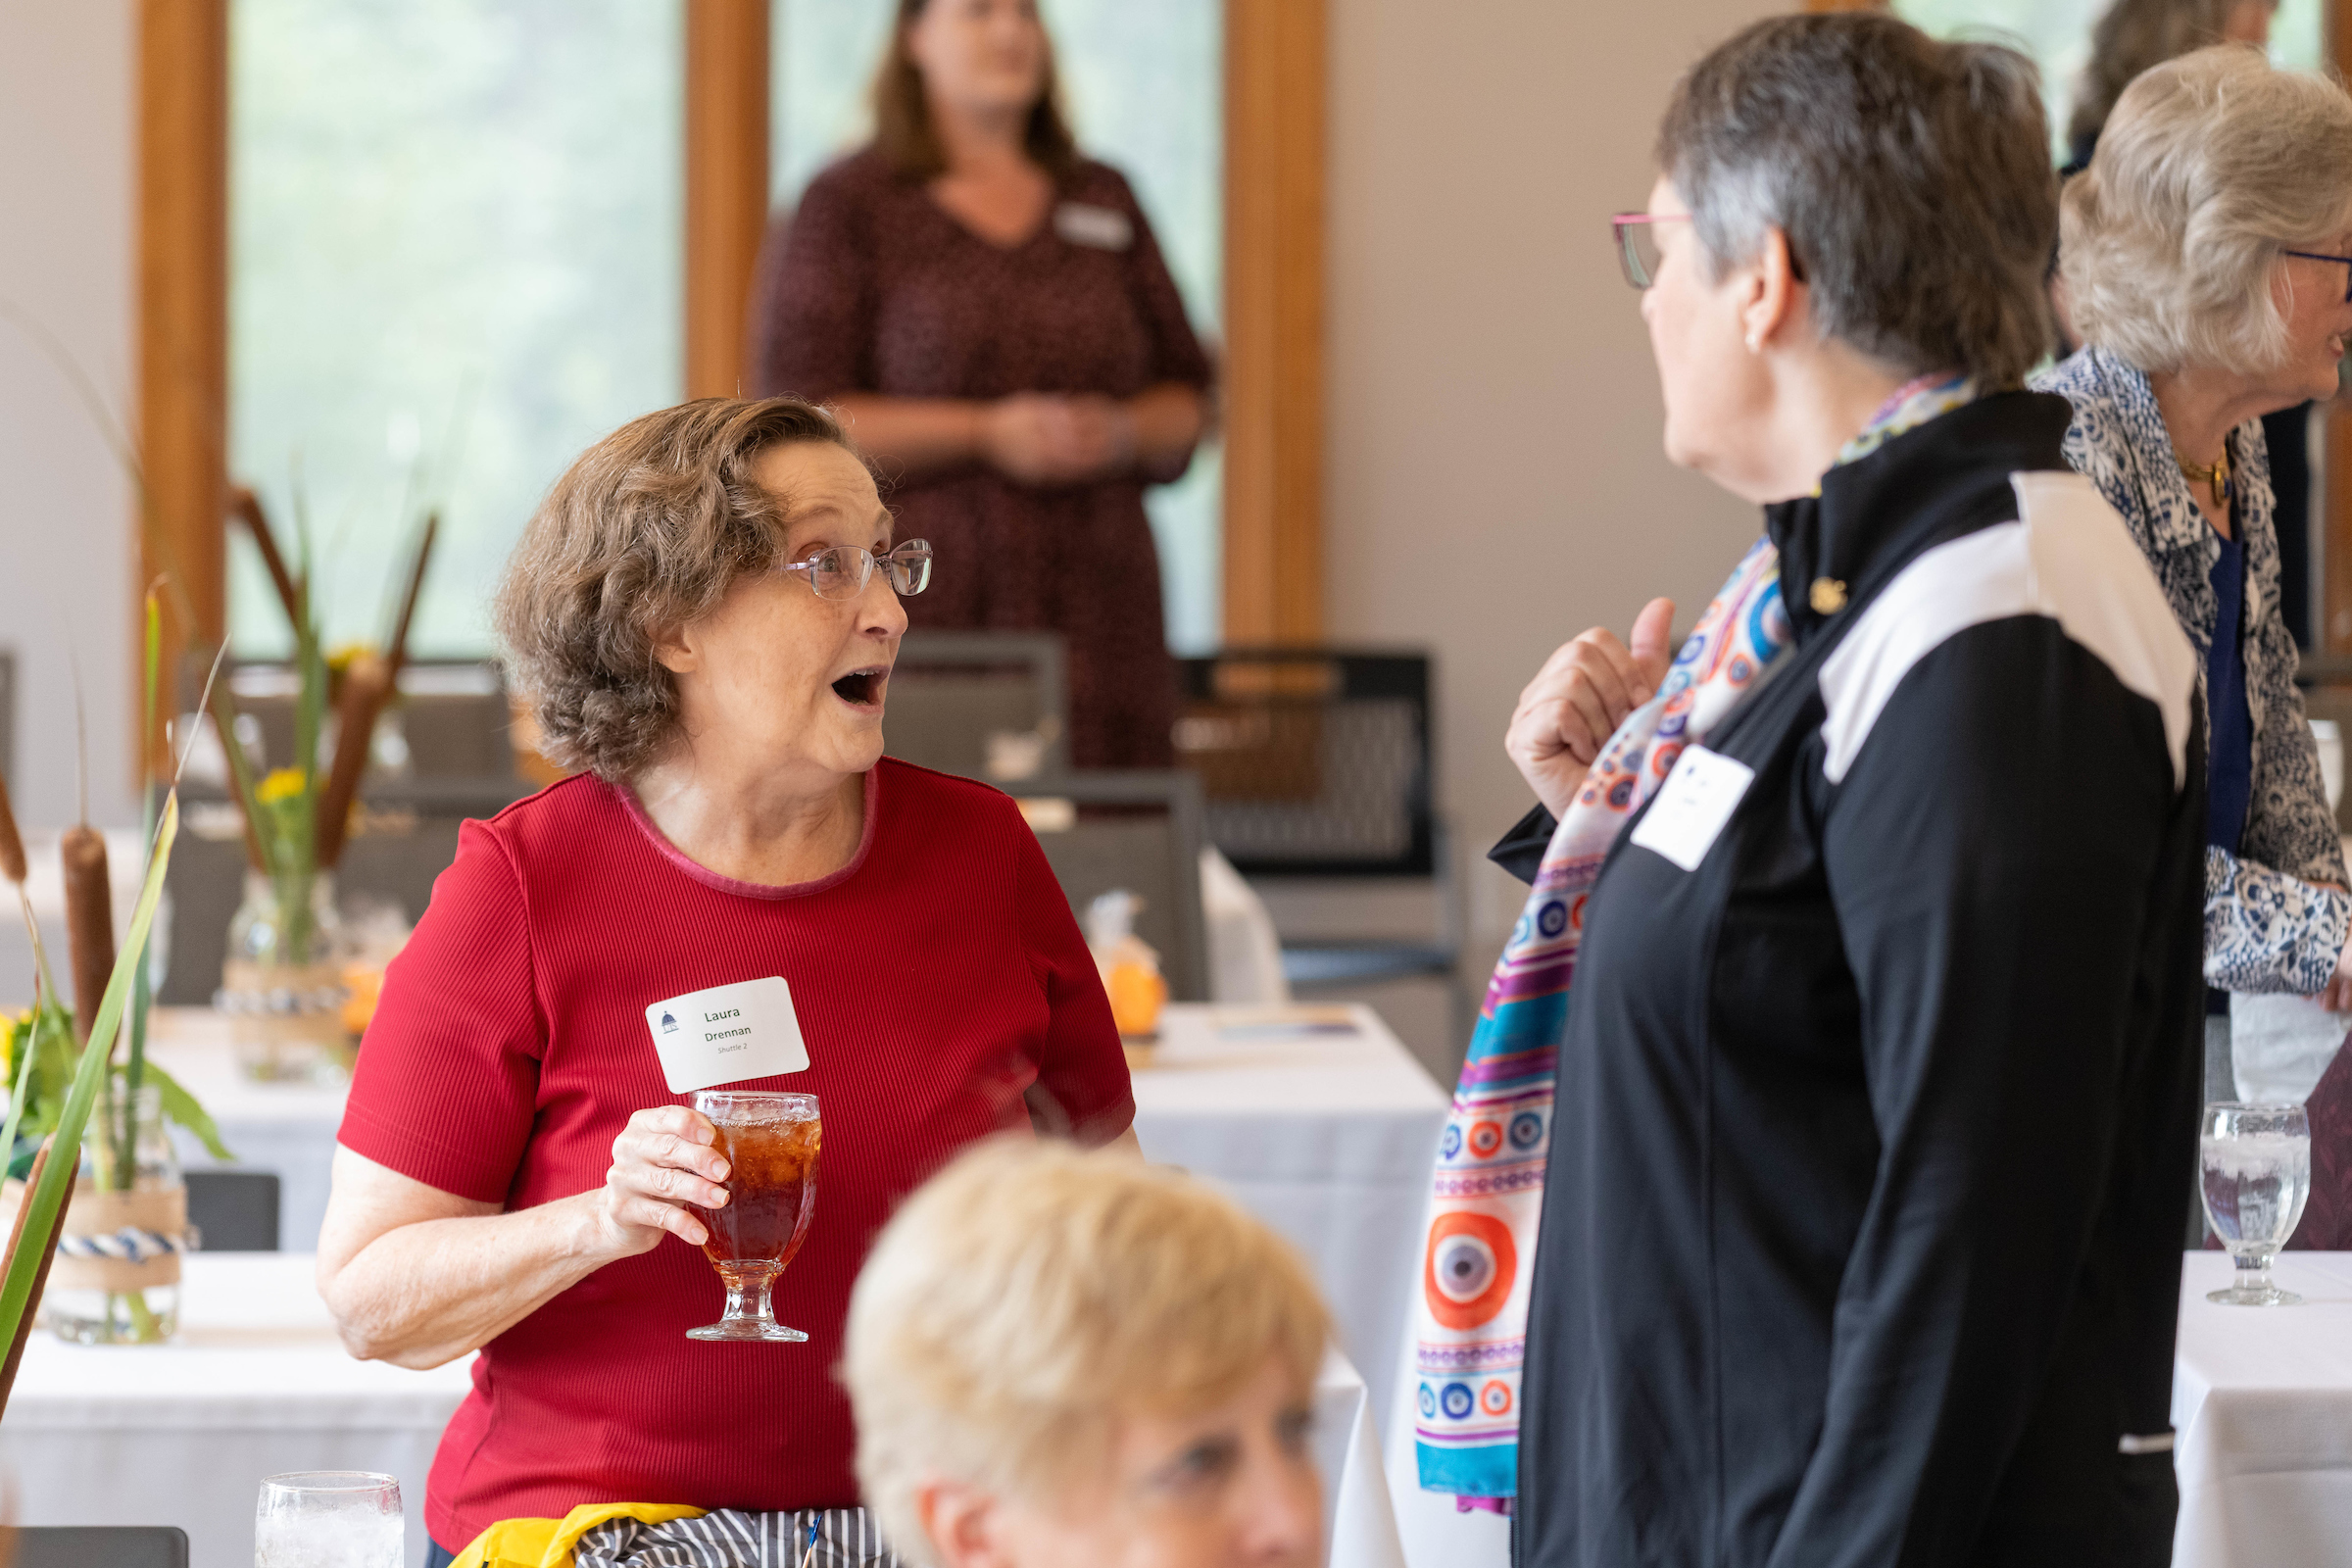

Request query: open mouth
[{"left": 830, "top": 667, "right": 886, "bottom": 709}]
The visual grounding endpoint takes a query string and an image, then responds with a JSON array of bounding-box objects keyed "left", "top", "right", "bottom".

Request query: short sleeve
[
  {"left": 749, "top": 160, "right": 879, "bottom": 402},
  {"left": 1110, "top": 172, "right": 1213, "bottom": 393},
  {"left": 1009, "top": 814, "right": 1135, "bottom": 1146},
  {"left": 339, "top": 818, "right": 546, "bottom": 1204}
]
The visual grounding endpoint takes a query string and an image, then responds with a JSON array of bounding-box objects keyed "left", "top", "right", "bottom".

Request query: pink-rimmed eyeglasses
[{"left": 1611, "top": 213, "right": 1691, "bottom": 290}]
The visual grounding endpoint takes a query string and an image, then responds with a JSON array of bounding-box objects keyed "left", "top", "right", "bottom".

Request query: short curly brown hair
[{"left": 495, "top": 397, "right": 859, "bottom": 781}]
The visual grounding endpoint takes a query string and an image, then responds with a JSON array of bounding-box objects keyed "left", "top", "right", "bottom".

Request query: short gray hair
[
  {"left": 1658, "top": 14, "right": 2057, "bottom": 388},
  {"left": 2061, "top": 46, "right": 2352, "bottom": 376}
]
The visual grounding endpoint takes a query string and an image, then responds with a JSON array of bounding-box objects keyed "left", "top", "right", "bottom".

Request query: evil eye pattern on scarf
[{"left": 1425, "top": 1211, "right": 1518, "bottom": 1330}]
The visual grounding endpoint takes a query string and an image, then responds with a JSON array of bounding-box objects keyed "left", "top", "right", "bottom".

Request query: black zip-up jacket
[{"left": 1500, "top": 393, "right": 2205, "bottom": 1568}]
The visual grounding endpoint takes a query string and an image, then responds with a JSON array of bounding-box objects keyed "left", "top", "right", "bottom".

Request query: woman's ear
[
  {"left": 912, "top": 1479, "right": 1015, "bottom": 1568},
  {"left": 1739, "top": 226, "right": 1802, "bottom": 355},
  {"left": 651, "top": 620, "right": 699, "bottom": 676}
]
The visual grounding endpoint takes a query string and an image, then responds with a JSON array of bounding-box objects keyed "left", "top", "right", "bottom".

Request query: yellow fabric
[{"left": 451, "top": 1502, "right": 707, "bottom": 1568}]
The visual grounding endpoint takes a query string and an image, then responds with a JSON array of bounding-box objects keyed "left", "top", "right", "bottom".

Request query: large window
[
  {"left": 768, "top": 0, "right": 1225, "bottom": 651},
  {"left": 228, "top": 0, "right": 683, "bottom": 658},
  {"left": 1893, "top": 0, "right": 2325, "bottom": 157}
]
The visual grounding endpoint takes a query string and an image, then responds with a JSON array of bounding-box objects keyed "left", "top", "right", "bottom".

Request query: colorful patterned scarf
[{"left": 1410, "top": 373, "right": 1974, "bottom": 1508}]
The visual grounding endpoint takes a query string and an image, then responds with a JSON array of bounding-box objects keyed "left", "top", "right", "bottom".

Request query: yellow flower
[
  {"left": 256, "top": 767, "right": 306, "bottom": 806},
  {"left": 326, "top": 642, "right": 375, "bottom": 673}
]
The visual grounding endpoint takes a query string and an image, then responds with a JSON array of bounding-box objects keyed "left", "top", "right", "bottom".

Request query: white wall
[
  {"left": 0, "top": 0, "right": 138, "bottom": 836},
  {"left": 1325, "top": 0, "right": 1780, "bottom": 972}
]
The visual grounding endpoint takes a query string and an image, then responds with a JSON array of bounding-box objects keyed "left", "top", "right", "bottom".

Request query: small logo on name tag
[
  {"left": 644, "top": 976, "right": 811, "bottom": 1094},
  {"left": 1054, "top": 201, "right": 1133, "bottom": 251}
]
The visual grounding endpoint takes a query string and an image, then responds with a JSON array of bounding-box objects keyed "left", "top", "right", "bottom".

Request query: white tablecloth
[
  {"left": 1129, "top": 1004, "right": 1450, "bottom": 1423},
  {"left": 0, "top": 1253, "right": 470, "bottom": 1568},
  {"left": 0, "top": 1254, "right": 1401, "bottom": 1568},
  {"left": 147, "top": 1004, "right": 1450, "bottom": 1428},
  {"left": 2174, "top": 1250, "right": 2352, "bottom": 1567}
]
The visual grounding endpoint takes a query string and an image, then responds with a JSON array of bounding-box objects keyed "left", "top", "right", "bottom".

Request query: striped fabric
[{"left": 574, "top": 1508, "right": 899, "bottom": 1568}]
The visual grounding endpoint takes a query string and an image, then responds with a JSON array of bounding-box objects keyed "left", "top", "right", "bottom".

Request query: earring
[{"left": 1745, "top": 331, "right": 1761, "bottom": 353}]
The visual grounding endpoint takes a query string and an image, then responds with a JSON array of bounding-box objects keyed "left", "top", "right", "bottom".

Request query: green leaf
[
  {"left": 0, "top": 794, "right": 178, "bottom": 1349},
  {"left": 138, "top": 1057, "right": 233, "bottom": 1163}
]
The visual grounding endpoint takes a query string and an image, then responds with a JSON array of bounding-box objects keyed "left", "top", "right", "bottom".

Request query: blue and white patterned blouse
[{"left": 2034, "top": 346, "right": 2349, "bottom": 994}]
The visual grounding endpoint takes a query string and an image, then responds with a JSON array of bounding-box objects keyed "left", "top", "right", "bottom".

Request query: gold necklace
[{"left": 2178, "top": 445, "right": 2231, "bottom": 509}]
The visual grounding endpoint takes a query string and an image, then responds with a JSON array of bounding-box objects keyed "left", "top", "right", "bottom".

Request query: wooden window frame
[{"left": 136, "top": 0, "right": 1327, "bottom": 736}]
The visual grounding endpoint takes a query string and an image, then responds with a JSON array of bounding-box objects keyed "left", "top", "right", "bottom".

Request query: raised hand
[{"left": 1505, "top": 597, "right": 1676, "bottom": 819}]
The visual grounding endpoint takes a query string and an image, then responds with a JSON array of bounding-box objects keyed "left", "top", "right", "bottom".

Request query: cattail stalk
[
  {"left": 0, "top": 772, "right": 23, "bottom": 885},
  {"left": 313, "top": 653, "right": 392, "bottom": 869},
  {"left": 59, "top": 827, "right": 114, "bottom": 1048}
]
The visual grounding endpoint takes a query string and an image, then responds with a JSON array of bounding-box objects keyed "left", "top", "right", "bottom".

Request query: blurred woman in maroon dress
[{"left": 751, "top": 0, "right": 1212, "bottom": 768}]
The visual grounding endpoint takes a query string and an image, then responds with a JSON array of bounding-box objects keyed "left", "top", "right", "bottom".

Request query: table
[
  {"left": 0, "top": 1254, "right": 1403, "bottom": 1568},
  {"left": 2174, "top": 1250, "right": 2352, "bottom": 1567},
  {"left": 145, "top": 1004, "right": 1452, "bottom": 1425},
  {"left": 1128, "top": 1004, "right": 1450, "bottom": 1423},
  {"left": 0, "top": 1253, "right": 470, "bottom": 1568}
]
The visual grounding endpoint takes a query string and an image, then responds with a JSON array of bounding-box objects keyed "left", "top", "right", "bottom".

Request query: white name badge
[
  {"left": 1054, "top": 201, "right": 1133, "bottom": 251},
  {"left": 644, "top": 976, "right": 811, "bottom": 1095},
  {"left": 1627, "top": 745, "right": 1755, "bottom": 872}
]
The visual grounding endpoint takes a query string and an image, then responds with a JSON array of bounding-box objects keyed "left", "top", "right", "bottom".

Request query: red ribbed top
[{"left": 338, "top": 760, "right": 1133, "bottom": 1548}]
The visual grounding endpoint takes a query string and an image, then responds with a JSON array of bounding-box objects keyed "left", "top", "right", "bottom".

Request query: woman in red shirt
[{"left": 316, "top": 397, "right": 1136, "bottom": 1567}]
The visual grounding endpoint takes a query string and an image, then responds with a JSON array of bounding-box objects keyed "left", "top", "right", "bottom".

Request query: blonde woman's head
[
  {"left": 844, "top": 1139, "right": 1330, "bottom": 1568},
  {"left": 2062, "top": 46, "right": 2352, "bottom": 391}
]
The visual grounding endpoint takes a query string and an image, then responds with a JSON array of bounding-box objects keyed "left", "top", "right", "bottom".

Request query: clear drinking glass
[
  {"left": 685, "top": 1090, "right": 821, "bottom": 1343},
  {"left": 255, "top": 1471, "right": 402, "bottom": 1568},
  {"left": 2200, "top": 1102, "right": 2313, "bottom": 1306}
]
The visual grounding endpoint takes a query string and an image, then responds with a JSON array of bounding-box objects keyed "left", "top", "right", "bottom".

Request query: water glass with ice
[
  {"left": 255, "top": 1471, "right": 403, "bottom": 1568},
  {"left": 2199, "top": 1102, "right": 2312, "bottom": 1306}
]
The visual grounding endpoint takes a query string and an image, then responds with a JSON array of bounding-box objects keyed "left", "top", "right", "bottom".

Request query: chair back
[
  {"left": 186, "top": 1170, "right": 281, "bottom": 1251},
  {"left": 159, "top": 777, "right": 535, "bottom": 1004},
  {"left": 210, "top": 661, "right": 516, "bottom": 781},
  {"left": 883, "top": 632, "right": 1068, "bottom": 783},
  {"left": 1013, "top": 771, "right": 1209, "bottom": 1002},
  {"left": 1175, "top": 650, "right": 1434, "bottom": 877},
  {"left": 15, "top": 1528, "right": 190, "bottom": 1568}
]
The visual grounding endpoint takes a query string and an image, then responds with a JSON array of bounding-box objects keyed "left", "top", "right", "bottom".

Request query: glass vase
[
  {"left": 47, "top": 1083, "right": 186, "bottom": 1345},
  {"left": 217, "top": 869, "right": 352, "bottom": 1085}
]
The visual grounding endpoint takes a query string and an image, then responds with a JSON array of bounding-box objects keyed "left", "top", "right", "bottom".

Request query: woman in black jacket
[{"left": 1485, "top": 16, "right": 2206, "bottom": 1564}]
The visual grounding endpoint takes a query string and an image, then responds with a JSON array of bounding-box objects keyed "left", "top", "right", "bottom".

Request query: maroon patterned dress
[{"left": 751, "top": 148, "right": 1213, "bottom": 768}]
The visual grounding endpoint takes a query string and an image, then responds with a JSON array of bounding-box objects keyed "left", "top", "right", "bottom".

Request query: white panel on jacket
[{"left": 1816, "top": 469, "right": 2197, "bottom": 788}]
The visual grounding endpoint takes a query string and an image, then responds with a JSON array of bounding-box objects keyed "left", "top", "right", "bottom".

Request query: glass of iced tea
[{"left": 685, "top": 1090, "right": 821, "bottom": 1342}]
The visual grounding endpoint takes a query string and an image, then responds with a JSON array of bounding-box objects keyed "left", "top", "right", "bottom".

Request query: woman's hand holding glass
[
  {"left": 1506, "top": 596, "right": 1676, "bottom": 819},
  {"left": 595, "top": 1104, "right": 731, "bottom": 1254}
]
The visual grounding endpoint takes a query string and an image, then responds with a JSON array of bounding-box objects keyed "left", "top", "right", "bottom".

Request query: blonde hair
[
  {"left": 2062, "top": 46, "right": 2352, "bottom": 375},
  {"left": 844, "top": 1140, "right": 1330, "bottom": 1565}
]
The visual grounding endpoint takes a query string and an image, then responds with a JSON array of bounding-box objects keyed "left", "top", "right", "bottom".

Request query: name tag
[
  {"left": 1054, "top": 201, "right": 1133, "bottom": 251},
  {"left": 643, "top": 976, "right": 810, "bottom": 1095},
  {"left": 1627, "top": 745, "right": 1754, "bottom": 872}
]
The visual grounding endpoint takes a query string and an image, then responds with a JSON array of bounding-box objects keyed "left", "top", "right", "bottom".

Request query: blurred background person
[
  {"left": 751, "top": 0, "right": 1213, "bottom": 770},
  {"left": 2038, "top": 46, "right": 2352, "bottom": 1245},
  {"left": 845, "top": 1138, "right": 1326, "bottom": 1568},
  {"left": 2061, "top": 0, "right": 2318, "bottom": 649}
]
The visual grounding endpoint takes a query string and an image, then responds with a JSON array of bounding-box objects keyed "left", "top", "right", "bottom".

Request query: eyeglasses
[
  {"left": 1611, "top": 213, "right": 1690, "bottom": 290},
  {"left": 779, "top": 540, "right": 933, "bottom": 601},
  {"left": 2281, "top": 249, "right": 2352, "bottom": 303}
]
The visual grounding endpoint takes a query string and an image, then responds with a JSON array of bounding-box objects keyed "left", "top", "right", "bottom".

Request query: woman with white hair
[
  {"left": 2036, "top": 47, "right": 2352, "bottom": 1115},
  {"left": 844, "top": 1139, "right": 1327, "bottom": 1568}
]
